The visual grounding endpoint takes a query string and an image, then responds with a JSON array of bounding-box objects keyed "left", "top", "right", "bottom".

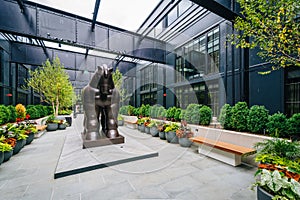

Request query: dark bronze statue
[{"left": 82, "top": 64, "right": 121, "bottom": 144}]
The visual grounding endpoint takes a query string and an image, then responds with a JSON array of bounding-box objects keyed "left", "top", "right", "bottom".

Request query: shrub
[
  {"left": 247, "top": 105, "right": 269, "bottom": 134},
  {"left": 150, "top": 105, "right": 160, "bottom": 118},
  {"left": 218, "top": 104, "right": 233, "bottom": 130},
  {"left": 199, "top": 105, "right": 212, "bottom": 126},
  {"left": 58, "top": 109, "right": 72, "bottom": 115},
  {"left": 26, "top": 106, "right": 39, "bottom": 119},
  {"left": 127, "top": 105, "right": 135, "bottom": 116},
  {"left": 287, "top": 113, "right": 300, "bottom": 138},
  {"left": 144, "top": 104, "right": 151, "bottom": 117},
  {"left": 0, "top": 105, "right": 10, "bottom": 125},
  {"left": 7, "top": 105, "right": 17, "bottom": 122},
  {"left": 166, "top": 106, "right": 177, "bottom": 120},
  {"left": 157, "top": 107, "right": 166, "bottom": 119},
  {"left": 191, "top": 109, "right": 200, "bottom": 124},
  {"left": 46, "top": 106, "right": 53, "bottom": 115},
  {"left": 119, "top": 106, "right": 128, "bottom": 115},
  {"left": 138, "top": 104, "right": 147, "bottom": 117},
  {"left": 180, "top": 109, "right": 186, "bottom": 121},
  {"left": 184, "top": 104, "right": 201, "bottom": 123},
  {"left": 174, "top": 108, "right": 182, "bottom": 121},
  {"left": 266, "top": 112, "right": 288, "bottom": 137},
  {"left": 132, "top": 107, "right": 139, "bottom": 116},
  {"left": 231, "top": 102, "right": 249, "bottom": 132},
  {"left": 42, "top": 106, "right": 50, "bottom": 117},
  {"left": 36, "top": 105, "right": 47, "bottom": 117}
]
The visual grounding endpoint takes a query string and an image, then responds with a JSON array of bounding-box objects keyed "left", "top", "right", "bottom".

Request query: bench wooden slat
[{"left": 190, "top": 136, "right": 255, "bottom": 155}]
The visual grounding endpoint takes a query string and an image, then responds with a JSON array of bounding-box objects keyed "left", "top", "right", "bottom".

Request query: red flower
[
  {"left": 16, "top": 118, "right": 22, "bottom": 122},
  {"left": 26, "top": 114, "right": 30, "bottom": 120}
]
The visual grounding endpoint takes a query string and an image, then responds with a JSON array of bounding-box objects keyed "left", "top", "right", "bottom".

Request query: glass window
[
  {"left": 285, "top": 67, "right": 300, "bottom": 116},
  {"left": 167, "top": 7, "right": 178, "bottom": 26}
]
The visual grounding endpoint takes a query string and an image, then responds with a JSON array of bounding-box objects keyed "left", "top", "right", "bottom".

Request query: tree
[
  {"left": 26, "top": 57, "right": 76, "bottom": 116},
  {"left": 112, "top": 67, "right": 126, "bottom": 102},
  {"left": 230, "top": 0, "right": 300, "bottom": 73}
]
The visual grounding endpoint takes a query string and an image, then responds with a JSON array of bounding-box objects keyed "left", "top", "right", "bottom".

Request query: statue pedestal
[{"left": 81, "top": 133, "right": 124, "bottom": 148}]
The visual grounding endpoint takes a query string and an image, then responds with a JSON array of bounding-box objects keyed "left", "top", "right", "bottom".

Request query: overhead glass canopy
[{"left": 29, "top": 0, "right": 161, "bottom": 31}]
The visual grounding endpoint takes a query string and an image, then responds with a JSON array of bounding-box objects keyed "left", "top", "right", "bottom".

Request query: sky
[{"left": 30, "top": 0, "right": 160, "bottom": 31}]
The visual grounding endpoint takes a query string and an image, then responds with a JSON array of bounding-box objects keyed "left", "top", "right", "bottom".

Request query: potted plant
[
  {"left": 252, "top": 138, "right": 300, "bottom": 200},
  {"left": 176, "top": 120, "right": 194, "bottom": 147},
  {"left": 44, "top": 115, "right": 59, "bottom": 131},
  {"left": 144, "top": 117, "right": 151, "bottom": 134},
  {"left": 0, "top": 142, "right": 13, "bottom": 163},
  {"left": 164, "top": 122, "right": 180, "bottom": 143},
  {"left": 58, "top": 120, "right": 68, "bottom": 130},
  {"left": 137, "top": 117, "right": 146, "bottom": 132},
  {"left": 157, "top": 122, "right": 166, "bottom": 140},
  {"left": 117, "top": 115, "right": 124, "bottom": 126},
  {"left": 148, "top": 120, "right": 158, "bottom": 137}
]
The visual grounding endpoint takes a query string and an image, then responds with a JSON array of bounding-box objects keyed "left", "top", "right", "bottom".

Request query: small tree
[
  {"left": 112, "top": 67, "right": 126, "bottom": 102},
  {"left": 230, "top": 0, "right": 300, "bottom": 72},
  {"left": 26, "top": 57, "right": 75, "bottom": 116}
]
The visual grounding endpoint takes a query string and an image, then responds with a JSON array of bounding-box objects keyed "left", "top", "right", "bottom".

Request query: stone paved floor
[{"left": 0, "top": 114, "right": 257, "bottom": 200}]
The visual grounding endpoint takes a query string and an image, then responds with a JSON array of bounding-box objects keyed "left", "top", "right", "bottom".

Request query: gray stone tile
[
  {"left": 81, "top": 180, "right": 134, "bottom": 200},
  {"left": 124, "top": 185, "right": 170, "bottom": 199},
  {"left": 160, "top": 175, "right": 201, "bottom": 198}
]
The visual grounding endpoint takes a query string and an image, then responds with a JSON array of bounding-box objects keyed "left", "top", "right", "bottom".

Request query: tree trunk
[{"left": 55, "top": 95, "right": 59, "bottom": 116}]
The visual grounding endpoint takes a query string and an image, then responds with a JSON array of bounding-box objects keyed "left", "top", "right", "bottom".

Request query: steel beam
[
  {"left": 16, "top": 0, "right": 25, "bottom": 12},
  {"left": 92, "top": 0, "right": 101, "bottom": 31},
  {"left": 189, "top": 0, "right": 241, "bottom": 21},
  {"left": 0, "top": 0, "right": 166, "bottom": 63}
]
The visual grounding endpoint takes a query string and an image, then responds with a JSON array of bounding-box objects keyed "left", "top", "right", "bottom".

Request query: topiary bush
[
  {"left": 218, "top": 104, "right": 233, "bottom": 130},
  {"left": 180, "top": 109, "right": 186, "bottom": 121},
  {"left": 7, "top": 105, "right": 17, "bottom": 122},
  {"left": 266, "top": 112, "right": 288, "bottom": 137},
  {"left": 247, "top": 105, "right": 269, "bottom": 134},
  {"left": 287, "top": 113, "right": 300, "bottom": 138},
  {"left": 191, "top": 109, "right": 200, "bottom": 124},
  {"left": 36, "top": 105, "right": 47, "bottom": 117},
  {"left": 184, "top": 104, "right": 201, "bottom": 123},
  {"left": 138, "top": 104, "right": 146, "bottom": 117},
  {"left": 231, "top": 102, "right": 249, "bottom": 132},
  {"left": 150, "top": 105, "right": 161, "bottom": 118},
  {"left": 132, "top": 107, "right": 139, "bottom": 116},
  {"left": 144, "top": 104, "right": 151, "bottom": 117},
  {"left": 199, "top": 105, "right": 212, "bottom": 126},
  {"left": 127, "top": 105, "right": 135, "bottom": 116},
  {"left": 0, "top": 105, "right": 10, "bottom": 125}
]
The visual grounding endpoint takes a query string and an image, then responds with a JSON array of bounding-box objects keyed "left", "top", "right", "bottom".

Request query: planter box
[{"left": 257, "top": 186, "right": 273, "bottom": 200}]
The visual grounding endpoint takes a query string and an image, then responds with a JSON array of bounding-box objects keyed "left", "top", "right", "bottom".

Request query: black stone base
[{"left": 82, "top": 133, "right": 124, "bottom": 148}]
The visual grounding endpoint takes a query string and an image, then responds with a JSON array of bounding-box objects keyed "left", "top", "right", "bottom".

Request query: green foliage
[
  {"left": 132, "top": 107, "right": 139, "bottom": 116},
  {"left": 184, "top": 104, "right": 201, "bottom": 123},
  {"left": 58, "top": 109, "right": 72, "bottom": 115},
  {"left": 7, "top": 105, "right": 16, "bottom": 123},
  {"left": 119, "top": 106, "right": 128, "bottom": 115},
  {"left": 254, "top": 138, "right": 300, "bottom": 161},
  {"left": 26, "top": 57, "right": 76, "bottom": 116},
  {"left": 254, "top": 169, "right": 300, "bottom": 200},
  {"left": 164, "top": 122, "right": 179, "bottom": 132},
  {"left": 287, "top": 113, "right": 300, "bottom": 137},
  {"left": 166, "top": 106, "right": 177, "bottom": 120},
  {"left": 112, "top": 68, "right": 126, "bottom": 102},
  {"left": 229, "top": 0, "right": 300, "bottom": 72},
  {"left": 0, "top": 142, "right": 13, "bottom": 152},
  {"left": 150, "top": 105, "right": 161, "bottom": 118},
  {"left": 199, "top": 105, "right": 212, "bottom": 126},
  {"left": 26, "top": 106, "right": 39, "bottom": 119},
  {"left": 247, "top": 105, "right": 269, "bottom": 134},
  {"left": 231, "top": 102, "right": 249, "bottom": 132},
  {"left": 0, "top": 105, "right": 10, "bottom": 125},
  {"left": 157, "top": 107, "right": 167, "bottom": 118},
  {"left": 138, "top": 104, "right": 147, "bottom": 117},
  {"left": 144, "top": 104, "right": 151, "bottom": 117},
  {"left": 36, "top": 105, "right": 47, "bottom": 117},
  {"left": 266, "top": 112, "right": 288, "bottom": 137},
  {"left": 218, "top": 104, "right": 233, "bottom": 130},
  {"left": 174, "top": 108, "right": 182, "bottom": 122},
  {"left": 179, "top": 109, "right": 186, "bottom": 121}
]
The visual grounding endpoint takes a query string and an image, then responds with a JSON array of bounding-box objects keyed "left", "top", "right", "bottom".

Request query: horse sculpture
[{"left": 82, "top": 64, "right": 120, "bottom": 143}]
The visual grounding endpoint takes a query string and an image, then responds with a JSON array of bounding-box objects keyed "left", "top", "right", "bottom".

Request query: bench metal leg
[{"left": 198, "top": 144, "right": 242, "bottom": 166}]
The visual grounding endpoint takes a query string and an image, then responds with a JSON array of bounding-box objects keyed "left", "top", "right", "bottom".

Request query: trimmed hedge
[
  {"left": 247, "top": 105, "right": 269, "bottom": 134},
  {"left": 266, "top": 112, "right": 288, "bottom": 137},
  {"left": 287, "top": 113, "right": 300, "bottom": 137},
  {"left": 218, "top": 104, "right": 233, "bottom": 129},
  {"left": 7, "top": 105, "right": 17, "bottom": 122},
  {"left": 199, "top": 105, "right": 212, "bottom": 126},
  {"left": 0, "top": 105, "right": 10, "bottom": 125},
  {"left": 231, "top": 102, "right": 249, "bottom": 132}
]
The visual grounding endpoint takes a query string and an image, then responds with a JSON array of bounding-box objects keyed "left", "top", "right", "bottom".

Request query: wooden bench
[
  {"left": 124, "top": 120, "right": 137, "bottom": 129},
  {"left": 190, "top": 136, "right": 256, "bottom": 166}
]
